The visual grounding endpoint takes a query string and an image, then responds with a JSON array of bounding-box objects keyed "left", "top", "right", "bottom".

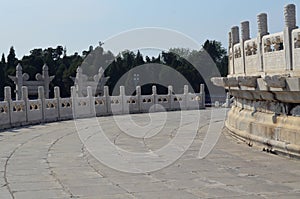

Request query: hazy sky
[{"left": 0, "top": 0, "right": 298, "bottom": 58}]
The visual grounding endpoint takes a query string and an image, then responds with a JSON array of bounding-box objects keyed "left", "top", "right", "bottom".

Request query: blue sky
[{"left": 0, "top": 0, "right": 298, "bottom": 58}]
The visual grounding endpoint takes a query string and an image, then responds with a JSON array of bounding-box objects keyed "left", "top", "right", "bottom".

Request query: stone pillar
[
  {"left": 284, "top": 4, "right": 297, "bottom": 70},
  {"left": 152, "top": 85, "right": 157, "bottom": 112},
  {"left": 168, "top": 85, "right": 173, "bottom": 110},
  {"left": 231, "top": 26, "right": 240, "bottom": 45},
  {"left": 241, "top": 21, "right": 250, "bottom": 74},
  {"left": 4, "top": 86, "right": 11, "bottom": 102},
  {"left": 38, "top": 86, "right": 45, "bottom": 121},
  {"left": 4, "top": 87, "right": 12, "bottom": 125},
  {"left": 183, "top": 85, "right": 188, "bottom": 110},
  {"left": 22, "top": 86, "right": 28, "bottom": 101},
  {"left": 257, "top": 13, "right": 268, "bottom": 36},
  {"left": 257, "top": 13, "right": 269, "bottom": 72},
  {"left": 120, "top": 86, "right": 125, "bottom": 114},
  {"left": 42, "top": 64, "right": 50, "bottom": 98},
  {"left": 54, "top": 86, "right": 60, "bottom": 99},
  {"left": 136, "top": 86, "right": 141, "bottom": 112},
  {"left": 241, "top": 21, "right": 250, "bottom": 41},
  {"left": 71, "top": 86, "right": 77, "bottom": 118},
  {"left": 16, "top": 64, "right": 23, "bottom": 100},
  {"left": 104, "top": 86, "right": 110, "bottom": 114},
  {"left": 22, "top": 86, "right": 28, "bottom": 122},
  {"left": 284, "top": 4, "right": 296, "bottom": 29},
  {"left": 231, "top": 26, "right": 240, "bottom": 76},
  {"left": 228, "top": 32, "right": 234, "bottom": 75},
  {"left": 200, "top": 84, "right": 205, "bottom": 108},
  {"left": 54, "top": 86, "right": 61, "bottom": 119}
]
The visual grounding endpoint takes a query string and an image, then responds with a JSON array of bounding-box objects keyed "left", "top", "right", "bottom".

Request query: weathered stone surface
[
  {"left": 264, "top": 75, "right": 286, "bottom": 88},
  {"left": 0, "top": 110, "right": 300, "bottom": 198},
  {"left": 238, "top": 76, "right": 259, "bottom": 87}
]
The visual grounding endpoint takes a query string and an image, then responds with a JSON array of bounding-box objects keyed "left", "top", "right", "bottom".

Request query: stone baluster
[
  {"left": 54, "top": 86, "right": 61, "bottom": 119},
  {"left": 241, "top": 21, "right": 250, "bottom": 41},
  {"left": 136, "top": 86, "right": 141, "bottom": 112},
  {"left": 104, "top": 86, "right": 110, "bottom": 114},
  {"left": 284, "top": 4, "right": 297, "bottom": 70},
  {"left": 168, "top": 85, "right": 173, "bottom": 110},
  {"left": 120, "top": 86, "right": 125, "bottom": 114},
  {"left": 228, "top": 31, "right": 234, "bottom": 75},
  {"left": 241, "top": 21, "right": 250, "bottom": 75},
  {"left": 231, "top": 26, "right": 239, "bottom": 75},
  {"left": 152, "top": 85, "right": 157, "bottom": 112},
  {"left": 4, "top": 86, "right": 12, "bottom": 125},
  {"left": 257, "top": 13, "right": 269, "bottom": 72},
  {"left": 38, "top": 86, "right": 45, "bottom": 121},
  {"left": 183, "top": 85, "right": 188, "bottom": 110},
  {"left": 231, "top": 26, "right": 240, "bottom": 45},
  {"left": 22, "top": 86, "right": 28, "bottom": 122},
  {"left": 200, "top": 84, "right": 205, "bottom": 108},
  {"left": 71, "top": 86, "right": 77, "bottom": 118}
]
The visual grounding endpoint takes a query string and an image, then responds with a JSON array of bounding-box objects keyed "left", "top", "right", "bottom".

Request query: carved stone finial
[
  {"left": 284, "top": 4, "right": 296, "bottom": 29},
  {"left": 257, "top": 13, "right": 268, "bottom": 36},
  {"left": 241, "top": 21, "right": 250, "bottom": 41},
  {"left": 231, "top": 26, "right": 240, "bottom": 45}
]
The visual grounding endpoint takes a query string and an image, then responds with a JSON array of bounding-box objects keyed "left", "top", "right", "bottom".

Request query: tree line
[{"left": 0, "top": 40, "right": 228, "bottom": 99}]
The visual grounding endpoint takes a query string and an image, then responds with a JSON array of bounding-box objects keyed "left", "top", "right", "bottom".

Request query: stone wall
[
  {"left": 0, "top": 84, "right": 205, "bottom": 130},
  {"left": 212, "top": 4, "right": 300, "bottom": 157}
]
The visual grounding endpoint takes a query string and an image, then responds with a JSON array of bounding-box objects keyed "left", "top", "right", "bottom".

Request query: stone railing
[
  {"left": 212, "top": 4, "right": 300, "bottom": 158},
  {"left": 0, "top": 84, "right": 205, "bottom": 130},
  {"left": 227, "top": 4, "right": 299, "bottom": 77}
]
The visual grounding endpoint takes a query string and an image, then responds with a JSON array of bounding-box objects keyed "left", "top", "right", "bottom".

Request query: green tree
[
  {"left": 7, "top": 46, "right": 18, "bottom": 74},
  {"left": 202, "top": 40, "right": 228, "bottom": 76}
]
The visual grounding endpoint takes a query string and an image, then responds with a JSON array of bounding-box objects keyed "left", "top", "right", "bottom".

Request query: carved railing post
[
  {"left": 4, "top": 86, "right": 12, "bottom": 126},
  {"left": 284, "top": 4, "right": 297, "bottom": 70},
  {"left": 54, "top": 86, "right": 61, "bottom": 119},
  {"left": 136, "top": 86, "right": 141, "bottom": 112},
  {"left": 168, "top": 85, "right": 173, "bottom": 110},
  {"left": 120, "top": 86, "right": 125, "bottom": 114},
  {"left": 183, "top": 85, "right": 188, "bottom": 110},
  {"left": 152, "top": 85, "right": 157, "bottom": 112},
  {"left": 22, "top": 86, "right": 28, "bottom": 123},
  {"left": 231, "top": 26, "right": 240, "bottom": 75},
  {"left": 257, "top": 13, "right": 269, "bottom": 72},
  {"left": 71, "top": 86, "right": 77, "bottom": 118},
  {"left": 241, "top": 21, "right": 250, "bottom": 74},
  {"left": 104, "top": 86, "right": 110, "bottom": 114},
  {"left": 200, "top": 84, "right": 205, "bottom": 108},
  {"left": 38, "top": 86, "right": 45, "bottom": 121}
]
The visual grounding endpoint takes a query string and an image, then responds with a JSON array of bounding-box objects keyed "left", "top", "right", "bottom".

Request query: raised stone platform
[
  {"left": 212, "top": 4, "right": 300, "bottom": 157},
  {"left": 1, "top": 110, "right": 300, "bottom": 198}
]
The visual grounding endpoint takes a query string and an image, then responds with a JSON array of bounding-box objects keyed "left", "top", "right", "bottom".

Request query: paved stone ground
[{"left": 0, "top": 109, "right": 300, "bottom": 199}]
